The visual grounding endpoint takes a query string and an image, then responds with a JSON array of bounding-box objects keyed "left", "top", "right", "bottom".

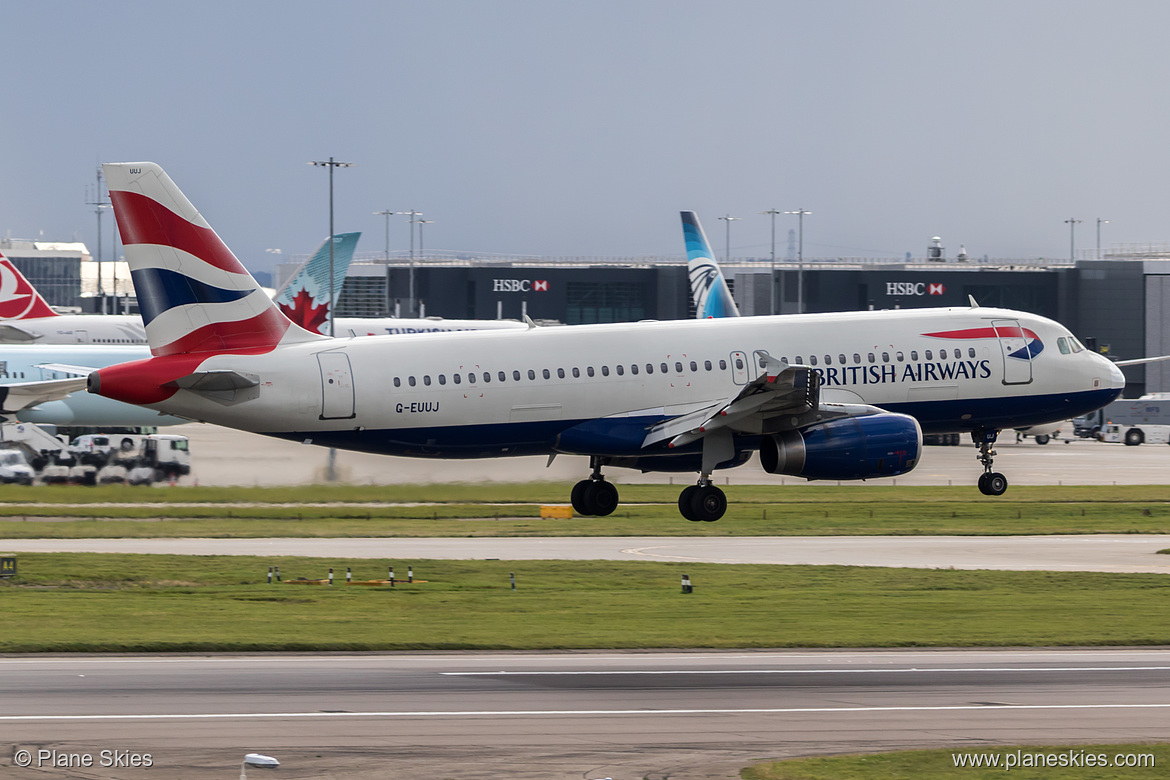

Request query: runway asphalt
[
  {"left": 2, "top": 649, "right": 1167, "bottom": 779},
  {"left": 8, "top": 534, "right": 1170, "bottom": 573}
]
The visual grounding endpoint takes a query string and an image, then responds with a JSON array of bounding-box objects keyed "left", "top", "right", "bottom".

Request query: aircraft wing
[
  {"left": 1114, "top": 355, "right": 1170, "bottom": 366},
  {"left": 0, "top": 377, "right": 88, "bottom": 414},
  {"left": 34, "top": 363, "right": 102, "bottom": 377},
  {"left": 0, "top": 323, "right": 42, "bottom": 342},
  {"left": 643, "top": 352, "right": 873, "bottom": 450}
]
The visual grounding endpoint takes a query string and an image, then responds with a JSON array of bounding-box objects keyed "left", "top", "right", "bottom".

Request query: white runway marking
[
  {"left": 4, "top": 703, "right": 1170, "bottom": 721},
  {"left": 443, "top": 666, "right": 1170, "bottom": 676}
]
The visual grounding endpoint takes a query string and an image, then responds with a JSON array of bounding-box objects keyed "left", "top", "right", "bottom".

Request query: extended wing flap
[
  {"left": 0, "top": 377, "right": 88, "bottom": 414},
  {"left": 0, "top": 323, "right": 41, "bottom": 342}
]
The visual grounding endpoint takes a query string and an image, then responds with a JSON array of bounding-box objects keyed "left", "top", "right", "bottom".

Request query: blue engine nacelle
[{"left": 758, "top": 413, "right": 922, "bottom": 481}]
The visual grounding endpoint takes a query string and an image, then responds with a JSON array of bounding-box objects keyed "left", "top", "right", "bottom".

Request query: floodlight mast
[
  {"left": 308, "top": 157, "right": 354, "bottom": 337},
  {"left": 785, "top": 209, "right": 811, "bottom": 313}
]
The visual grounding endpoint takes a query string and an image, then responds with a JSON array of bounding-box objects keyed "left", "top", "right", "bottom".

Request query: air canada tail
[
  {"left": 681, "top": 211, "right": 740, "bottom": 319},
  {"left": 0, "top": 251, "right": 59, "bottom": 320},
  {"left": 102, "top": 162, "right": 326, "bottom": 357},
  {"left": 274, "top": 232, "right": 361, "bottom": 335}
]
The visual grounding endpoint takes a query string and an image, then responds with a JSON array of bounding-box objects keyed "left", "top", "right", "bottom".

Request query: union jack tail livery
[
  {"left": 681, "top": 211, "right": 740, "bottom": 319},
  {"left": 0, "top": 252, "right": 59, "bottom": 320},
  {"left": 101, "top": 162, "right": 325, "bottom": 357}
]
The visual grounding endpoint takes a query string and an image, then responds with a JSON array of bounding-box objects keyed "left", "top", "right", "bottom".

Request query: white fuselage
[
  {"left": 126, "top": 307, "right": 1124, "bottom": 462},
  {"left": 0, "top": 315, "right": 147, "bottom": 345}
]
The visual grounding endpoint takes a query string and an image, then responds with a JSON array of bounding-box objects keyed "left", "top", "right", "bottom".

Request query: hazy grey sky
[{"left": 2, "top": 1, "right": 1168, "bottom": 271}]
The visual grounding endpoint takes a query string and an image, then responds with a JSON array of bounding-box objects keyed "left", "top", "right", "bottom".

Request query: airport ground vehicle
[
  {"left": 1077, "top": 395, "right": 1170, "bottom": 445},
  {"left": 0, "top": 449, "right": 35, "bottom": 484}
]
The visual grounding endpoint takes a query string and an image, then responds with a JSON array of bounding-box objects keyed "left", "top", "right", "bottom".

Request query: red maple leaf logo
[{"left": 278, "top": 287, "right": 329, "bottom": 334}]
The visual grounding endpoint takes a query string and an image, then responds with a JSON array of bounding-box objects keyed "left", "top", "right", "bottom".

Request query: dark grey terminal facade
[{"left": 334, "top": 259, "right": 1155, "bottom": 395}]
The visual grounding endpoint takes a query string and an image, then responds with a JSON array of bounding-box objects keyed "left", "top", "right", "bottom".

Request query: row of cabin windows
[
  {"left": 392, "top": 358, "right": 735, "bottom": 388},
  {"left": 776, "top": 346, "right": 979, "bottom": 368}
]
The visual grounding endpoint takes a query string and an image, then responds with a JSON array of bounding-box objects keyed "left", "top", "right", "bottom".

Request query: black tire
[
  {"left": 585, "top": 480, "right": 619, "bottom": 516},
  {"left": 977, "top": 472, "right": 991, "bottom": 495},
  {"left": 1125, "top": 429, "right": 1144, "bottom": 446},
  {"left": 985, "top": 472, "right": 1008, "bottom": 496},
  {"left": 570, "top": 480, "right": 590, "bottom": 515},
  {"left": 690, "top": 484, "right": 727, "bottom": 522},
  {"left": 678, "top": 485, "right": 700, "bottom": 521},
  {"left": 1034, "top": 434, "right": 1049, "bottom": 445}
]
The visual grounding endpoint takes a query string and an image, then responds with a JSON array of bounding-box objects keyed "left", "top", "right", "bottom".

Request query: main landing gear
[
  {"left": 678, "top": 476, "right": 726, "bottom": 522},
  {"left": 571, "top": 456, "right": 619, "bottom": 517},
  {"left": 973, "top": 429, "right": 1008, "bottom": 496}
]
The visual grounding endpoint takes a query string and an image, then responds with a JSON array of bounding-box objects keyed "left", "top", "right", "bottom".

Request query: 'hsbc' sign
[
  {"left": 886, "top": 282, "right": 946, "bottom": 296},
  {"left": 493, "top": 279, "right": 550, "bottom": 293}
]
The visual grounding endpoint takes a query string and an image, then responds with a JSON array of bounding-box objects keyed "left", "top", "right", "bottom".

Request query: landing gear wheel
[
  {"left": 584, "top": 480, "right": 619, "bottom": 516},
  {"left": 1034, "top": 434, "right": 1050, "bottom": 445},
  {"left": 570, "top": 479, "right": 590, "bottom": 515},
  {"left": 984, "top": 472, "right": 1008, "bottom": 496},
  {"left": 690, "top": 484, "right": 727, "bottom": 522},
  {"left": 678, "top": 485, "right": 700, "bottom": 521}
]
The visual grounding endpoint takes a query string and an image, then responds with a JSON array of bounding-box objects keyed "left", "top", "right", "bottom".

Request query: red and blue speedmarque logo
[{"left": 922, "top": 326, "right": 1044, "bottom": 360}]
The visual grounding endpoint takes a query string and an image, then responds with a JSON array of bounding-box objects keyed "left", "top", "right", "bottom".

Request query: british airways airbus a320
[{"left": 88, "top": 163, "right": 1124, "bottom": 521}]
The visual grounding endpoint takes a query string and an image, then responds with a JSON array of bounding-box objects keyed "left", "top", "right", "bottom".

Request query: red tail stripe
[
  {"left": 151, "top": 308, "right": 290, "bottom": 357},
  {"left": 109, "top": 190, "right": 246, "bottom": 275}
]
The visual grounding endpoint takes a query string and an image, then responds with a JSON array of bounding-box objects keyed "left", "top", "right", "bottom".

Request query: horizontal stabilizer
[
  {"left": 168, "top": 370, "right": 260, "bottom": 392},
  {"left": 0, "top": 377, "right": 88, "bottom": 414},
  {"left": 34, "top": 363, "right": 101, "bottom": 377}
]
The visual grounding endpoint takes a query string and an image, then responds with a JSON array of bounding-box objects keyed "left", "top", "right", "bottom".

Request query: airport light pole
[
  {"left": 1097, "top": 218, "right": 1110, "bottom": 260},
  {"left": 760, "top": 209, "right": 781, "bottom": 315},
  {"left": 785, "top": 209, "right": 811, "bottom": 314},
  {"left": 717, "top": 215, "right": 740, "bottom": 265},
  {"left": 87, "top": 168, "right": 112, "bottom": 313},
  {"left": 374, "top": 209, "right": 395, "bottom": 315},
  {"left": 309, "top": 158, "right": 354, "bottom": 337},
  {"left": 1065, "top": 217, "right": 1082, "bottom": 263},
  {"left": 416, "top": 219, "right": 434, "bottom": 260},
  {"left": 396, "top": 209, "right": 423, "bottom": 317}
]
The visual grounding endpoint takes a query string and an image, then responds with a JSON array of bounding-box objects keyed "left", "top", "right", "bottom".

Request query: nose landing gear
[{"left": 973, "top": 429, "right": 1008, "bottom": 496}]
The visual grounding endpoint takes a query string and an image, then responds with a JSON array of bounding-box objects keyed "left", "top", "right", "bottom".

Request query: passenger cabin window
[
  {"left": 690, "top": 361, "right": 697, "bottom": 372},
  {"left": 543, "top": 369, "right": 551, "bottom": 379},
  {"left": 439, "top": 374, "right": 447, "bottom": 385},
  {"left": 968, "top": 347, "right": 976, "bottom": 358},
  {"left": 499, "top": 371, "right": 506, "bottom": 382},
  {"left": 809, "top": 355, "right": 818, "bottom": 366},
  {"left": 704, "top": 360, "right": 712, "bottom": 370},
  {"left": 646, "top": 363, "right": 654, "bottom": 374},
  {"left": 795, "top": 356, "right": 803, "bottom": 365},
  {"left": 838, "top": 354, "right": 845, "bottom": 364},
  {"left": 454, "top": 373, "right": 462, "bottom": 384},
  {"left": 601, "top": 366, "right": 609, "bottom": 376},
  {"left": 882, "top": 352, "right": 889, "bottom": 363},
  {"left": 572, "top": 367, "right": 580, "bottom": 378},
  {"left": 631, "top": 364, "right": 638, "bottom": 375},
  {"left": 925, "top": 349, "right": 933, "bottom": 360},
  {"left": 661, "top": 362, "right": 669, "bottom": 373},
  {"left": 423, "top": 375, "right": 431, "bottom": 386},
  {"left": 853, "top": 353, "right": 861, "bottom": 364},
  {"left": 735, "top": 357, "right": 744, "bottom": 369},
  {"left": 587, "top": 366, "right": 595, "bottom": 377},
  {"left": 468, "top": 373, "right": 476, "bottom": 383},
  {"left": 557, "top": 368, "right": 565, "bottom": 379},
  {"left": 867, "top": 353, "right": 875, "bottom": 363},
  {"left": 393, "top": 377, "right": 401, "bottom": 388},
  {"left": 675, "top": 362, "right": 683, "bottom": 373},
  {"left": 408, "top": 376, "right": 416, "bottom": 387},
  {"left": 911, "top": 350, "right": 918, "bottom": 361},
  {"left": 528, "top": 369, "right": 536, "bottom": 380},
  {"left": 719, "top": 359, "right": 727, "bottom": 370},
  {"left": 616, "top": 365, "right": 624, "bottom": 376},
  {"left": 513, "top": 370, "right": 521, "bottom": 381},
  {"left": 825, "top": 355, "right": 833, "bottom": 365},
  {"left": 483, "top": 372, "right": 491, "bottom": 383}
]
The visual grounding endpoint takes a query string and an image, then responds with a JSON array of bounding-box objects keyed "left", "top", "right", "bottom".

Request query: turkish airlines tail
[
  {"left": 102, "top": 162, "right": 326, "bottom": 357},
  {"left": 681, "top": 211, "right": 740, "bottom": 319},
  {"left": 0, "top": 252, "right": 60, "bottom": 320}
]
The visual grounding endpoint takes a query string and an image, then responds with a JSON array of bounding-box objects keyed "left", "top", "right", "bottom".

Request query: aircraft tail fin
[
  {"left": 274, "top": 232, "right": 361, "bottom": 335},
  {"left": 681, "top": 211, "right": 740, "bottom": 319},
  {"left": 0, "top": 251, "right": 60, "bottom": 320},
  {"left": 102, "top": 162, "right": 326, "bottom": 357}
]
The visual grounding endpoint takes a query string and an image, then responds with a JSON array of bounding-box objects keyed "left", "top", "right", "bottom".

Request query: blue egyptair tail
[{"left": 681, "top": 211, "right": 740, "bottom": 319}]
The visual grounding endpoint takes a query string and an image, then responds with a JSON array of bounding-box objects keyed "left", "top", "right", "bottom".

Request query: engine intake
[{"left": 759, "top": 413, "right": 922, "bottom": 481}]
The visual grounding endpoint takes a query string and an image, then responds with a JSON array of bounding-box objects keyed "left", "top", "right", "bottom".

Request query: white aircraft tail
[
  {"left": 681, "top": 212, "right": 740, "bottom": 319},
  {"left": 0, "top": 251, "right": 59, "bottom": 320},
  {"left": 274, "top": 232, "right": 361, "bottom": 335},
  {"left": 102, "top": 162, "right": 326, "bottom": 357}
]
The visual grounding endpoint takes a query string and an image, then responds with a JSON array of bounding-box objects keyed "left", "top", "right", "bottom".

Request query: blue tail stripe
[{"left": 131, "top": 268, "right": 251, "bottom": 326}]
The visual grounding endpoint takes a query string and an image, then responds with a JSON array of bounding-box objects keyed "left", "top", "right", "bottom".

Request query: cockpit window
[
  {"left": 1058, "top": 337, "right": 1070, "bottom": 355},
  {"left": 1070, "top": 336, "right": 1086, "bottom": 353}
]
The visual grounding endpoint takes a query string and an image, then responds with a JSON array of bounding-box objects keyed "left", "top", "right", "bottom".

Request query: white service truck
[{"left": 1087, "top": 395, "right": 1170, "bottom": 445}]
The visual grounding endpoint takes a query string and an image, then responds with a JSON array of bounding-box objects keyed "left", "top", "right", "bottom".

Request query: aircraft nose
[{"left": 1107, "top": 359, "right": 1126, "bottom": 390}]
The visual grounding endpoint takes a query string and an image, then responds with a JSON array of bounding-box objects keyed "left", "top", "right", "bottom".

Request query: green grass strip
[
  {"left": 4, "top": 484, "right": 1170, "bottom": 537},
  {"left": 742, "top": 744, "right": 1168, "bottom": 778},
  {"left": 4, "top": 554, "right": 1170, "bottom": 652}
]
